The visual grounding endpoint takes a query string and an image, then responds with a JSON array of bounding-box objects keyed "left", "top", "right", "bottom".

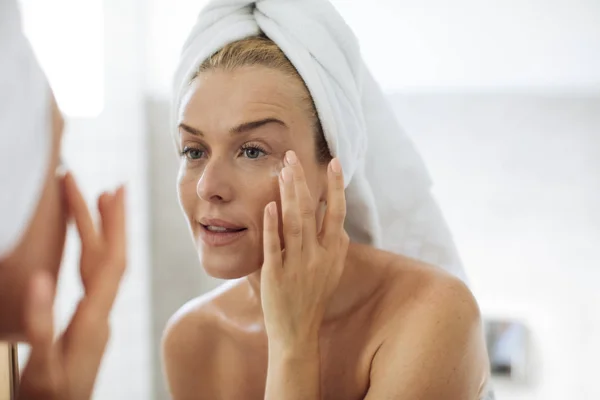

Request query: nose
[{"left": 196, "top": 158, "right": 234, "bottom": 204}]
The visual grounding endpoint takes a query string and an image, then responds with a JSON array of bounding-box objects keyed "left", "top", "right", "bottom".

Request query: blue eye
[
  {"left": 241, "top": 146, "right": 267, "bottom": 159},
  {"left": 181, "top": 147, "right": 204, "bottom": 160}
]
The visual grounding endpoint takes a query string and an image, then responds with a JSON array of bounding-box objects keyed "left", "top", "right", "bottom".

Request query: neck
[{"left": 245, "top": 242, "right": 385, "bottom": 324}]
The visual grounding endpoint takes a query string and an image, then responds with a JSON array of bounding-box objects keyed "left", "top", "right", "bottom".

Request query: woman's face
[
  {"left": 177, "top": 66, "right": 327, "bottom": 279},
  {"left": 0, "top": 96, "right": 68, "bottom": 340}
]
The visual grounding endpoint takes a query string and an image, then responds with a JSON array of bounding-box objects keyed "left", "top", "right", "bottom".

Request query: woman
[
  {"left": 1, "top": 1, "right": 128, "bottom": 397},
  {"left": 162, "top": 1, "right": 492, "bottom": 399}
]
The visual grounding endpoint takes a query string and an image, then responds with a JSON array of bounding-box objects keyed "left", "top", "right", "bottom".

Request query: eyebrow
[{"left": 179, "top": 118, "right": 287, "bottom": 137}]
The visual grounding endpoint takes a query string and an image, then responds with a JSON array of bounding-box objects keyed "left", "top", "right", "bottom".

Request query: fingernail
[
  {"left": 111, "top": 184, "right": 124, "bottom": 200},
  {"left": 330, "top": 158, "right": 342, "bottom": 173},
  {"left": 285, "top": 150, "right": 298, "bottom": 165},
  {"left": 282, "top": 167, "right": 293, "bottom": 183}
]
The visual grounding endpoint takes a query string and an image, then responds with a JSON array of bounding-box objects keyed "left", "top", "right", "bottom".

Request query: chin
[{"left": 199, "top": 250, "right": 262, "bottom": 280}]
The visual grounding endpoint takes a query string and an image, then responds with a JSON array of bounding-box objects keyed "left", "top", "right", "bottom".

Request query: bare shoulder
[
  {"left": 162, "top": 281, "right": 232, "bottom": 350},
  {"left": 399, "top": 257, "right": 478, "bottom": 321},
  {"left": 161, "top": 279, "right": 247, "bottom": 398},
  {"left": 351, "top": 244, "right": 479, "bottom": 325},
  {"left": 361, "top": 246, "right": 489, "bottom": 399}
]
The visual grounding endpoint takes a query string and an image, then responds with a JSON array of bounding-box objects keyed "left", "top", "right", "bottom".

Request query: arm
[
  {"left": 364, "top": 278, "right": 489, "bottom": 400},
  {"left": 265, "top": 340, "right": 321, "bottom": 400}
]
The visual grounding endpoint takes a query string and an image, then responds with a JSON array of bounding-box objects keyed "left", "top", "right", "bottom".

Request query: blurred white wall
[
  {"left": 19, "top": 0, "right": 104, "bottom": 117},
  {"left": 390, "top": 93, "right": 600, "bottom": 400},
  {"left": 332, "top": 0, "right": 600, "bottom": 92},
  {"left": 144, "top": 0, "right": 600, "bottom": 97}
]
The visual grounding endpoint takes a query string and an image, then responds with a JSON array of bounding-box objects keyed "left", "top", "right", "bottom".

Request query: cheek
[
  {"left": 228, "top": 169, "right": 281, "bottom": 245},
  {"left": 177, "top": 168, "right": 199, "bottom": 217},
  {"left": 241, "top": 171, "right": 281, "bottom": 218}
]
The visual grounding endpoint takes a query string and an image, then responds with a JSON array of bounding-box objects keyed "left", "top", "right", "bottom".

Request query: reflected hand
[
  {"left": 260, "top": 151, "right": 349, "bottom": 350},
  {"left": 17, "top": 173, "right": 127, "bottom": 400}
]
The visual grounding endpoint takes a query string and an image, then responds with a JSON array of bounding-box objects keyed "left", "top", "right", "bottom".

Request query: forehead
[{"left": 178, "top": 66, "right": 306, "bottom": 128}]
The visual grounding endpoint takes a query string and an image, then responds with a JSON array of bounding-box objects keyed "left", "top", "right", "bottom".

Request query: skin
[
  {"left": 0, "top": 96, "right": 67, "bottom": 340},
  {"left": 163, "top": 66, "right": 490, "bottom": 399},
  {"left": 0, "top": 94, "right": 128, "bottom": 399}
]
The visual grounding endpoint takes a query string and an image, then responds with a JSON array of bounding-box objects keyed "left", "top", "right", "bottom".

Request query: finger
[
  {"left": 64, "top": 172, "right": 98, "bottom": 247},
  {"left": 81, "top": 192, "right": 113, "bottom": 290},
  {"left": 20, "top": 272, "right": 58, "bottom": 394},
  {"left": 262, "top": 201, "right": 282, "bottom": 272},
  {"left": 82, "top": 186, "right": 127, "bottom": 321},
  {"left": 285, "top": 151, "right": 317, "bottom": 252},
  {"left": 96, "top": 191, "right": 112, "bottom": 238},
  {"left": 335, "top": 231, "right": 350, "bottom": 276},
  {"left": 101, "top": 186, "right": 126, "bottom": 265},
  {"left": 279, "top": 166, "right": 302, "bottom": 258},
  {"left": 321, "top": 158, "right": 346, "bottom": 249}
]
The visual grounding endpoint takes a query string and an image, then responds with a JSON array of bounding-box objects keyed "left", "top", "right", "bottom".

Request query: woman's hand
[
  {"left": 17, "top": 172, "right": 127, "bottom": 400},
  {"left": 260, "top": 151, "right": 349, "bottom": 351}
]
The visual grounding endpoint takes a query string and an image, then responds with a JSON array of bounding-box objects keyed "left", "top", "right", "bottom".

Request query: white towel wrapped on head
[
  {"left": 0, "top": 0, "right": 51, "bottom": 259},
  {"left": 172, "top": 0, "right": 467, "bottom": 282}
]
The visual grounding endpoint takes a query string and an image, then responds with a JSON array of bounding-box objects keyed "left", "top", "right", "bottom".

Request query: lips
[
  {"left": 204, "top": 225, "right": 244, "bottom": 233},
  {"left": 199, "top": 218, "right": 247, "bottom": 232},
  {"left": 197, "top": 218, "right": 248, "bottom": 247}
]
